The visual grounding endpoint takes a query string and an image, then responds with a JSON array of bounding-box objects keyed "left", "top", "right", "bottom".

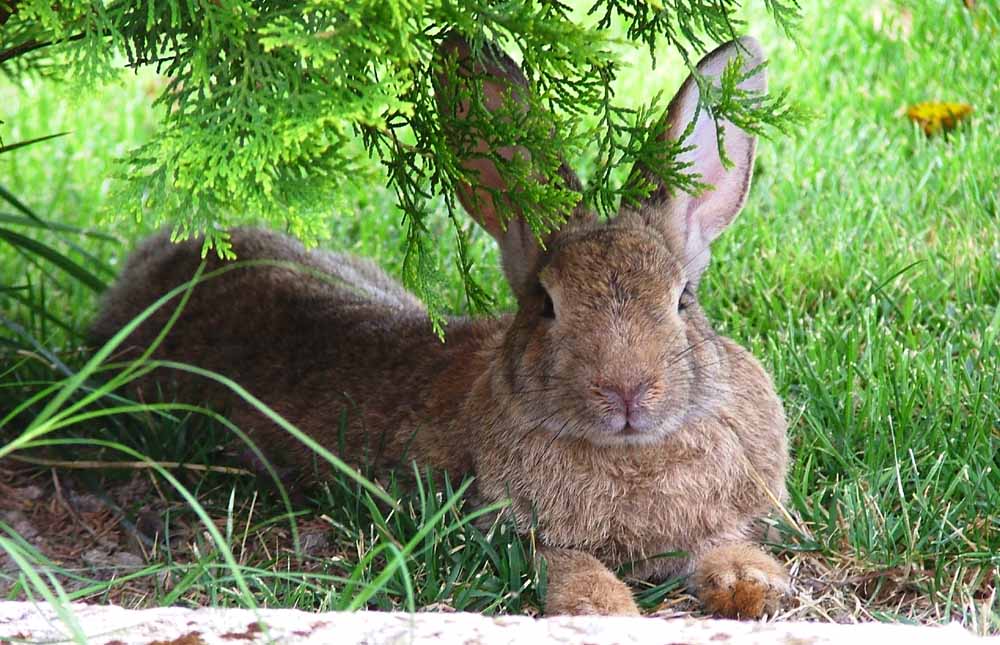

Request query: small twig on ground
[
  {"left": 50, "top": 468, "right": 99, "bottom": 539},
  {"left": 10, "top": 454, "right": 253, "bottom": 476}
]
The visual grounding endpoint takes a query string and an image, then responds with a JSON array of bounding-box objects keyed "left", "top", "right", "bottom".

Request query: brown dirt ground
[{"left": 0, "top": 459, "right": 337, "bottom": 606}]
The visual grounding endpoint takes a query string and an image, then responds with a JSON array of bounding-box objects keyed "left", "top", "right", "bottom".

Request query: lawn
[{"left": 1, "top": 0, "right": 998, "bottom": 635}]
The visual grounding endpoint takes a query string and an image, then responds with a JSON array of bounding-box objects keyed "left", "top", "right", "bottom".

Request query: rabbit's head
[{"left": 438, "top": 37, "right": 767, "bottom": 447}]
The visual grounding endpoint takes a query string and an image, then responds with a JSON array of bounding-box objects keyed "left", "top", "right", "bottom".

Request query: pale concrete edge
[{"left": 0, "top": 601, "right": 994, "bottom": 644}]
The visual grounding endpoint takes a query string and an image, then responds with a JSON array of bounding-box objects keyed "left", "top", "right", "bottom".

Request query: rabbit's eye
[
  {"left": 678, "top": 284, "right": 693, "bottom": 312},
  {"left": 541, "top": 293, "right": 556, "bottom": 319}
]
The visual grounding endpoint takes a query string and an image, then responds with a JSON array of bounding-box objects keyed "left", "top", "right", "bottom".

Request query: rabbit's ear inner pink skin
[
  {"left": 436, "top": 37, "right": 594, "bottom": 302},
  {"left": 633, "top": 37, "right": 767, "bottom": 284}
]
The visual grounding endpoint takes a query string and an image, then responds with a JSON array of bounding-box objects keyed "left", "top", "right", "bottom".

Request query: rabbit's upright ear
[
  {"left": 435, "top": 36, "right": 591, "bottom": 301},
  {"left": 633, "top": 38, "right": 766, "bottom": 281}
]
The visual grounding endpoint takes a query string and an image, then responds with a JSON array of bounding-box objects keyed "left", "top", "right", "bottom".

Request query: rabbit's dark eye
[
  {"left": 678, "top": 284, "right": 693, "bottom": 313},
  {"left": 541, "top": 293, "right": 556, "bottom": 319}
]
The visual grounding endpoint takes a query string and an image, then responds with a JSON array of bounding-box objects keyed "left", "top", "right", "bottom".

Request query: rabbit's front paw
[
  {"left": 541, "top": 547, "right": 640, "bottom": 616},
  {"left": 692, "top": 543, "right": 790, "bottom": 619}
]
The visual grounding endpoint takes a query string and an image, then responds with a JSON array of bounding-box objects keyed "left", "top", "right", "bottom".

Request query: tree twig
[
  {"left": 0, "top": 0, "right": 19, "bottom": 28},
  {"left": 0, "top": 32, "right": 85, "bottom": 67}
]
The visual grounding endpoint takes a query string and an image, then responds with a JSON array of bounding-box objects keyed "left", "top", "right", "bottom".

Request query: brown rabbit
[{"left": 91, "top": 36, "right": 789, "bottom": 618}]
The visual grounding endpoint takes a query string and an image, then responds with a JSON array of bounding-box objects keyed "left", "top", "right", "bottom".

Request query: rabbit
[{"left": 90, "top": 35, "right": 789, "bottom": 619}]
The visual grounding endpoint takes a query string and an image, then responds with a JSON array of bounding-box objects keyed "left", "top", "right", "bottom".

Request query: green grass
[{"left": 2, "top": 0, "right": 998, "bottom": 634}]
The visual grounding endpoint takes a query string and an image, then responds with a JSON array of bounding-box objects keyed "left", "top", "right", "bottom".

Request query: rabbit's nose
[{"left": 598, "top": 382, "right": 650, "bottom": 420}]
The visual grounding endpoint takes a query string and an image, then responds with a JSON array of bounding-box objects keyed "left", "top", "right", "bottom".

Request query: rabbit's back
[
  {"left": 93, "top": 228, "right": 422, "bottom": 332},
  {"left": 93, "top": 227, "right": 423, "bottom": 349}
]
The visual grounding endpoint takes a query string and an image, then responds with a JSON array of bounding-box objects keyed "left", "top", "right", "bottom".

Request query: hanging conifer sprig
[{"left": 1, "top": 0, "right": 801, "bottom": 330}]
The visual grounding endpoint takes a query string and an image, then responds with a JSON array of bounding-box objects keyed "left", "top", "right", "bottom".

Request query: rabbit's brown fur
[
  {"left": 91, "top": 227, "right": 493, "bottom": 479},
  {"left": 91, "top": 36, "right": 789, "bottom": 618}
]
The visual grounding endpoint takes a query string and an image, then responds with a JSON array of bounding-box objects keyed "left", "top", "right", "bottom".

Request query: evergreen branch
[{"left": 4, "top": 0, "right": 804, "bottom": 320}]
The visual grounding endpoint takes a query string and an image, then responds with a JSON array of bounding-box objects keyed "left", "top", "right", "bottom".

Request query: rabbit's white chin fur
[
  {"left": 545, "top": 413, "right": 688, "bottom": 448},
  {"left": 586, "top": 429, "right": 674, "bottom": 448}
]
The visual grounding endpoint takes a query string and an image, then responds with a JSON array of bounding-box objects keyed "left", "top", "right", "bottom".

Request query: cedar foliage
[{"left": 1, "top": 0, "right": 801, "bottom": 329}]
